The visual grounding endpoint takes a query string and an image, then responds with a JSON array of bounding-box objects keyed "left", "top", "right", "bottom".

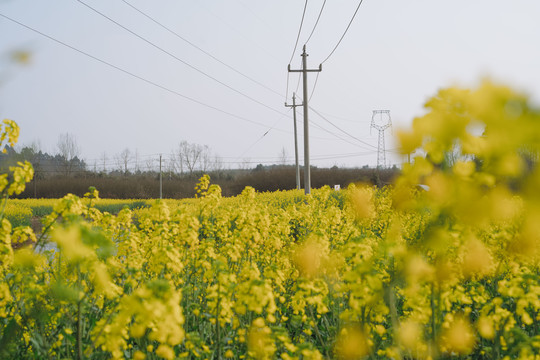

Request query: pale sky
[{"left": 1, "top": 0, "right": 539, "bottom": 170}]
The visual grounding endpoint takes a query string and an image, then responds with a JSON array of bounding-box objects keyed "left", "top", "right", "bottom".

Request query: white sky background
[{"left": 1, "top": 0, "right": 539, "bottom": 170}]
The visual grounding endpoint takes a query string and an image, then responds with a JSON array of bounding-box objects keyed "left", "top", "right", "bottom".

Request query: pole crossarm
[{"left": 287, "top": 64, "right": 322, "bottom": 73}]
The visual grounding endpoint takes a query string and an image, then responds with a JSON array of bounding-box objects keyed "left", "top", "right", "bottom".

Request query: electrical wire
[
  {"left": 309, "top": 105, "right": 378, "bottom": 149},
  {"left": 304, "top": 0, "right": 327, "bottom": 45},
  {"left": 76, "top": 0, "right": 286, "bottom": 117},
  {"left": 308, "top": 72, "right": 320, "bottom": 101},
  {"left": 294, "top": 107, "right": 375, "bottom": 150},
  {"left": 294, "top": 72, "right": 302, "bottom": 95},
  {"left": 285, "top": 62, "right": 302, "bottom": 104},
  {"left": 222, "top": 150, "right": 374, "bottom": 161},
  {"left": 313, "top": 109, "right": 368, "bottom": 123},
  {"left": 285, "top": 73, "right": 291, "bottom": 103},
  {"left": 120, "top": 0, "right": 282, "bottom": 99},
  {"left": 290, "top": 95, "right": 375, "bottom": 149},
  {"left": 285, "top": 0, "right": 309, "bottom": 102},
  {"left": 310, "top": 120, "right": 372, "bottom": 149},
  {"left": 196, "top": 0, "right": 280, "bottom": 62},
  {"left": 234, "top": 0, "right": 281, "bottom": 39},
  {"left": 321, "top": 0, "right": 365, "bottom": 64},
  {"left": 288, "top": 0, "right": 309, "bottom": 65},
  {"left": 27, "top": 148, "right": 382, "bottom": 172},
  {"left": 0, "top": 12, "right": 290, "bottom": 132},
  {"left": 235, "top": 108, "right": 292, "bottom": 161}
]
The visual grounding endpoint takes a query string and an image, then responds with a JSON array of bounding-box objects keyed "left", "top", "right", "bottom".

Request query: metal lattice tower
[{"left": 371, "top": 110, "right": 392, "bottom": 168}]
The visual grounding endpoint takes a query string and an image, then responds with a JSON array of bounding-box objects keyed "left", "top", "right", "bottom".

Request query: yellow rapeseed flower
[
  {"left": 439, "top": 316, "right": 475, "bottom": 355},
  {"left": 335, "top": 325, "right": 370, "bottom": 359},
  {"left": 155, "top": 344, "right": 175, "bottom": 360}
]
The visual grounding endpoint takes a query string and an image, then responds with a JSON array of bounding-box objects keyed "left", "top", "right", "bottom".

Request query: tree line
[
  {"left": 0, "top": 133, "right": 227, "bottom": 178},
  {"left": 1, "top": 133, "right": 401, "bottom": 199}
]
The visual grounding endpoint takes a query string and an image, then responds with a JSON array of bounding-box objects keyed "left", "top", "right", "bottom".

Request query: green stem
[
  {"left": 308, "top": 307, "right": 328, "bottom": 358},
  {"left": 216, "top": 281, "right": 221, "bottom": 360},
  {"left": 34, "top": 213, "right": 62, "bottom": 250},
  {"left": 0, "top": 193, "right": 9, "bottom": 222},
  {"left": 76, "top": 266, "right": 84, "bottom": 360},
  {"left": 430, "top": 282, "right": 437, "bottom": 341},
  {"left": 77, "top": 299, "right": 83, "bottom": 360}
]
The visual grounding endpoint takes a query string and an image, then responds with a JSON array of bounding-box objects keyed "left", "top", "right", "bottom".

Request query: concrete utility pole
[
  {"left": 288, "top": 45, "right": 321, "bottom": 195},
  {"left": 285, "top": 92, "right": 302, "bottom": 190}
]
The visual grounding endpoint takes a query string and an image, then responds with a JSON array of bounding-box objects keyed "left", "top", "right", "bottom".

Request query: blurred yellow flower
[
  {"left": 335, "top": 325, "right": 370, "bottom": 359},
  {"left": 439, "top": 316, "right": 475, "bottom": 355}
]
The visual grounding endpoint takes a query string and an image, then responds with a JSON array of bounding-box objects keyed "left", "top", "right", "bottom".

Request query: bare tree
[
  {"left": 145, "top": 156, "right": 155, "bottom": 173},
  {"left": 164, "top": 156, "right": 175, "bottom": 179},
  {"left": 240, "top": 158, "right": 251, "bottom": 170},
  {"left": 182, "top": 141, "right": 202, "bottom": 175},
  {"left": 115, "top": 148, "right": 132, "bottom": 174},
  {"left": 176, "top": 141, "right": 204, "bottom": 175},
  {"left": 170, "top": 141, "right": 221, "bottom": 175},
  {"left": 21, "top": 140, "right": 42, "bottom": 197},
  {"left": 171, "top": 145, "right": 184, "bottom": 175},
  {"left": 57, "top": 132, "right": 81, "bottom": 175},
  {"left": 442, "top": 141, "right": 474, "bottom": 170},
  {"left": 212, "top": 155, "right": 224, "bottom": 173},
  {"left": 200, "top": 145, "right": 212, "bottom": 172}
]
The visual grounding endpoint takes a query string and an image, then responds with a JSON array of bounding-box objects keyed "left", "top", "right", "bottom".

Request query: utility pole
[
  {"left": 159, "top": 154, "right": 163, "bottom": 200},
  {"left": 288, "top": 45, "right": 321, "bottom": 195},
  {"left": 285, "top": 92, "right": 302, "bottom": 190}
]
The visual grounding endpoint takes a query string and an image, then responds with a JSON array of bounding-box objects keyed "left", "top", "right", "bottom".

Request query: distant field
[{"left": 4, "top": 198, "right": 152, "bottom": 227}]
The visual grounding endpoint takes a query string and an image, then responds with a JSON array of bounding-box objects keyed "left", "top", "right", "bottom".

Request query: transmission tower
[{"left": 371, "top": 110, "right": 392, "bottom": 168}]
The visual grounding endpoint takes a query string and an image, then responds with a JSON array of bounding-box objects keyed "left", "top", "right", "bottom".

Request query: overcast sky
[{"left": 1, "top": 0, "right": 539, "bottom": 170}]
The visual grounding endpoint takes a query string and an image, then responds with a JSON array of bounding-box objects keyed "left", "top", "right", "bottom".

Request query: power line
[
  {"left": 219, "top": 151, "right": 376, "bottom": 165},
  {"left": 321, "top": 0, "right": 365, "bottom": 64},
  {"left": 304, "top": 0, "right": 327, "bottom": 45},
  {"left": 75, "top": 0, "right": 286, "bottom": 117},
  {"left": 313, "top": 109, "right": 368, "bottom": 123},
  {"left": 285, "top": 0, "right": 309, "bottom": 102},
  {"left": 294, "top": 71, "right": 302, "bottom": 94},
  {"left": 311, "top": 151, "right": 375, "bottom": 161},
  {"left": 222, "top": 150, "right": 374, "bottom": 161},
  {"left": 309, "top": 105, "right": 378, "bottom": 149},
  {"left": 235, "top": 108, "right": 292, "bottom": 161},
  {"left": 234, "top": 0, "right": 282, "bottom": 39},
  {"left": 288, "top": 0, "right": 309, "bottom": 65},
  {"left": 310, "top": 120, "right": 373, "bottom": 150},
  {"left": 285, "top": 61, "right": 302, "bottom": 104},
  {"left": 120, "top": 0, "right": 282, "bottom": 99},
  {"left": 196, "top": 0, "right": 280, "bottom": 63},
  {"left": 28, "top": 149, "right": 381, "bottom": 172},
  {"left": 296, "top": 107, "right": 374, "bottom": 150},
  {"left": 290, "top": 94, "right": 374, "bottom": 149},
  {"left": 0, "top": 12, "right": 290, "bottom": 133},
  {"left": 308, "top": 72, "right": 320, "bottom": 101}
]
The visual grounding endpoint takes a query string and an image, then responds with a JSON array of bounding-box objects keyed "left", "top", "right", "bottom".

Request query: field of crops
[
  {"left": 1, "top": 81, "right": 540, "bottom": 360},
  {"left": 4, "top": 199, "right": 151, "bottom": 228}
]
